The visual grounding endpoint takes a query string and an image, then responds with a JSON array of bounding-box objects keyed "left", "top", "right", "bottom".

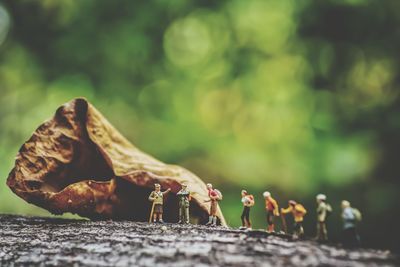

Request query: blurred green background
[{"left": 1, "top": 0, "right": 399, "bottom": 251}]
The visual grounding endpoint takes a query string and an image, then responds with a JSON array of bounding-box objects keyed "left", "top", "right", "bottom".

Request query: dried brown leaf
[{"left": 6, "top": 98, "right": 226, "bottom": 225}]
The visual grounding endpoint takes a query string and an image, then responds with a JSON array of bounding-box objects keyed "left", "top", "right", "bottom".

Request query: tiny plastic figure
[
  {"left": 176, "top": 183, "right": 191, "bottom": 224},
  {"left": 281, "top": 200, "right": 307, "bottom": 238},
  {"left": 240, "top": 190, "right": 255, "bottom": 230},
  {"left": 341, "top": 200, "right": 361, "bottom": 247},
  {"left": 148, "top": 183, "right": 171, "bottom": 223},
  {"left": 263, "top": 191, "right": 279, "bottom": 233},
  {"left": 315, "top": 194, "right": 332, "bottom": 242},
  {"left": 205, "top": 183, "right": 222, "bottom": 226}
]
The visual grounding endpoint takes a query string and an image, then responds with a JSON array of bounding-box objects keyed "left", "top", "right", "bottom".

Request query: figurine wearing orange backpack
[
  {"left": 281, "top": 200, "right": 307, "bottom": 238},
  {"left": 240, "top": 190, "right": 255, "bottom": 230}
]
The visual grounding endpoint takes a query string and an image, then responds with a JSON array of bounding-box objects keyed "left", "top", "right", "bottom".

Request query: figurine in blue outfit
[{"left": 341, "top": 200, "right": 362, "bottom": 247}]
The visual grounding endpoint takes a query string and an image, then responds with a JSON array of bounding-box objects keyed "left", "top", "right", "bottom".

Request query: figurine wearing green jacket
[{"left": 177, "top": 183, "right": 191, "bottom": 224}]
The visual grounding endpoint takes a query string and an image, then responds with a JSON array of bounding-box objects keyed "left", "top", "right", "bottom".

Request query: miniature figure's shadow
[{"left": 113, "top": 177, "right": 210, "bottom": 224}]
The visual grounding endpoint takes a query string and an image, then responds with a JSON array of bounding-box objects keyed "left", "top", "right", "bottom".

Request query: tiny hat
[
  {"left": 263, "top": 191, "right": 271, "bottom": 198},
  {"left": 154, "top": 183, "right": 161, "bottom": 188},
  {"left": 206, "top": 183, "right": 212, "bottom": 187},
  {"left": 316, "top": 194, "right": 327, "bottom": 201},
  {"left": 289, "top": 200, "right": 297, "bottom": 206},
  {"left": 181, "top": 183, "right": 187, "bottom": 187},
  {"left": 241, "top": 190, "right": 247, "bottom": 195}
]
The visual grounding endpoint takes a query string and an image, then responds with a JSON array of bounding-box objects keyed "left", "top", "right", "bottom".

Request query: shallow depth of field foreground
[{"left": 0, "top": 215, "right": 398, "bottom": 267}]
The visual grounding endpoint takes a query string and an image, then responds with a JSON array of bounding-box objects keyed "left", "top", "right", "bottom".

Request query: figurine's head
[
  {"left": 289, "top": 200, "right": 297, "bottom": 207},
  {"left": 154, "top": 183, "right": 161, "bottom": 191},
  {"left": 316, "top": 194, "right": 326, "bottom": 203},
  {"left": 341, "top": 200, "right": 350, "bottom": 209},
  {"left": 181, "top": 183, "right": 187, "bottom": 189},
  {"left": 206, "top": 183, "right": 213, "bottom": 190},
  {"left": 263, "top": 191, "right": 271, "bottom": 199}
]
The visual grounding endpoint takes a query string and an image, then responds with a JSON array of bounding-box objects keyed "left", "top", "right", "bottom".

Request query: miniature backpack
[
  {"left": 246, "top": 195, "right": 255, "bottom": 207},
  {"left": 295, "top": 204, "right": 307, "bottom": 215},
  {"left": 351, "top": 208, "right": 362, "bottom": 222},
  {"left": 214, "top": 189, "right": 223, "bottom": 200}
]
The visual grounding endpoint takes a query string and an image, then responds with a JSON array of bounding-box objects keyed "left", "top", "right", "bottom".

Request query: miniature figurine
[
  {"left": 240, "top": 190, "right": 255, "bottom": 230},
  {"left": 341, "top": 200, "right": 361, "bottom": 247},
  {"left": 148, "top": 183, "right": 171, "bottom": 223},
  {"left": 176, "top": 183, "right": 191, "bottom": 224},
  {"left": 315, "top": 194, "right": 332, "bottom": 242},
  {"left": 205, "top": 183, "right": 222, "bottom": 226},
  {"left": 263, "top": 191, "right": 279, "bottom": 233},
  {"left": 281, "top": 200, "right": 307, "bottom": 238}
]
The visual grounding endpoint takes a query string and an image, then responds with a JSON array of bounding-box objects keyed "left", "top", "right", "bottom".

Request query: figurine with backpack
[
  {"left": 315, "top": 194, "right": 333, "bottom": 242},
  {"left": 205, "top": 183, "right": 223, "bottom": 226},
  {"left": 281, "top": 200, "right": 307, "bottom": 238},
  {"left": 341, "top": 200, "right": 362, "bottom": 247},
  {"left": 239, "top": 190, "right": 255, "bottom": 230},
  {"left": 263, "top": 191, "right": 280, "bottom": 233}
]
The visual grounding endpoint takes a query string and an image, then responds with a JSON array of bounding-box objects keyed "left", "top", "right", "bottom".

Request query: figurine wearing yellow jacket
[{"left": 281, "top": 200, "right": 307, "bottom": 238}]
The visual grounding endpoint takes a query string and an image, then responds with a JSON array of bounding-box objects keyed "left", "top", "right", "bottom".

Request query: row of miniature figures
[{"left": 148, "top": 183, "right": 362, "bottom": 247}]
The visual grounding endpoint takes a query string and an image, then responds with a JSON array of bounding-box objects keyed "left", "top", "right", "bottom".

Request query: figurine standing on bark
[
  {"left": 281, "top": 200, "right": 307, "bottom": 238},
  {"left": 177, "top": 183, "right": 191, "bottom": 224},
  {"left": 148, "top": 183, "right": 171, "bottom": 223},
  {"left": 315, "top": 194, "right": 332, "bottom": 242},
  {"left": 205, "top": 183, "right": 222, "bottom": 226},
  {"left": 240, "top": 190, "right": 255, "bottom": 230},
  {"left": 263, "top": 191, "right": 279, "bottom": 233},
  {"left": 341, "top": 200, "right": 361, "bottom": 247}
]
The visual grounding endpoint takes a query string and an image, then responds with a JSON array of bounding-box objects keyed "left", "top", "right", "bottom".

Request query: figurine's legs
[
  {"left": 241, "top": 207, "right": 250, "bottom": 228},
  {"left": 298, "top": 223, "right": 304, "bottom": 236},
  {"left": 317, "top": 222, "right": 328, "bottom": 241},
  {"left": 321, "top": 222, "right": 328, "bottom": 240},
  {"left": 184, "top": 207, "right": 189, "bottom": 223},
  {"left": 178, "top": 205, "right": 183, "bottom": 223},
  {"left": 266, "top": 212, "right": 275, "bottom": 232},
  {"left": 206, "top": 216, "right": 213, "bottom": 225},
  {"left": 293, "top": 222, "right": 304, "bottom": 238},
  {"left": 343, "top": 227, "right": 359, "bottom": 247},
  {"left": 246, "top": 209, "right": 251, "bottom": 228},
  {"left": 241, "top": 208, "right": 246, "bottom": 227},
  {"left": 212, "top": 216, "right": 217, "bottom": 226},
  {"left": 207, "top": 200, "right": 217, "bottom": 226}
]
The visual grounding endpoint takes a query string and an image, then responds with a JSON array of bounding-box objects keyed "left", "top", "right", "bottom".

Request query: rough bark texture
[
  {"left": 6, "top": 98, "right": 225, "bottom": 225},
  {"left": 0, "top": 215, "right": 397, "bottom": 267}
]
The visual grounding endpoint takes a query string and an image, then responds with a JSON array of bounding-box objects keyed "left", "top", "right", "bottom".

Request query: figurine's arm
[
  {"left": 148, "top": 192, "right": 155, "bottom": 202},
  {"left": 272, "top": 199, "right": 280, "bottom": 216},
  {"left": 162, "top": 188, "right": 171, "bottom": 195},
  {"left": 281, "top": 206, "right": 292, "bottom": 214},
  {"left": 210, "top": 194, "right": 218, "bottom": 200}
]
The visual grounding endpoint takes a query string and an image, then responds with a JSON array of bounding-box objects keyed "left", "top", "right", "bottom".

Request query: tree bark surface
[{"left": 0, "top": 215, "right": 397, "bottom": 267}]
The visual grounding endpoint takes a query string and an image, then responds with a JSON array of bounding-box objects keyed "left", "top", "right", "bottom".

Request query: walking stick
[
  {"left": 281, "top": 213, "right": 288, "bottom": 234},
  {"left": 148, "top": 201, "right": 155, "bottom": 223}
]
